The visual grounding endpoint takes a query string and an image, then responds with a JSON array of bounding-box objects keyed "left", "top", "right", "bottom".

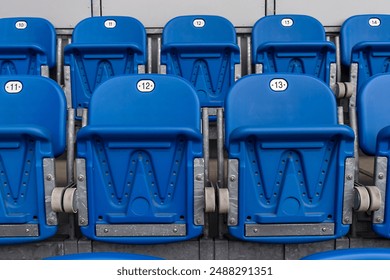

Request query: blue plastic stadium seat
[
  {"left": 0, "top": 76, "right": 66, "bottom": 244},
  {"left": 161, "top": 15, "right": 240, "bottom": 108},
  {"left": 45, "top": 252, "right": 164, "bottom": 260},
  {"left": 302, "top": 248, "right": 390, "bottom": 260},
  {"left": 225, "top": 74, "right": 355, "bottom": 243},
  {"left": 0, "top": 17, "right": 56, "bottom": 76},
  {"left": 75, "top": 74, "right": 205, "bottom": 244},
  {"left": 357, "top": 73, "right": 390, "bottom": 238},
  {"left": 64, "top": 16, "right": 147, "bottom": 113},
  {"left": 251, "top": 15, "right": 336, "bottom": 85},
  {"left": 340, "top": 14, "right": 390, "bottom": 92}
]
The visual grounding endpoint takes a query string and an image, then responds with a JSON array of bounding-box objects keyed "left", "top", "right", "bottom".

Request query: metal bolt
[
  {"left": 195, "top": 174, "right": 203, "bottom": 181},
  {"left": 378, "top": 173, "right": 384, "bottom": 180},
  {"left": 25, "top": 228, "right": 30, "bottom": 233},
  {"left": 229, "top": 218, "right": 236, "bottom": 225},
  {"left": 46, "top": 174, "right": 53, "bottom": 181},
  {"left": 344, "top": 218, "right": 350, "bottom": 223},
  {"left": 80, "top": 218, "right": 86, "bottom": 224},
  {"left": 322, "top": 227, "right": 327, "bottom": 232},
  {"left": 346, "top": 174, "right": 353, "bottom": 181},
  {"left": 78, "top": 175, "right": 85, "bottom": 182},
  {"left": 173, "top": 227, "right": 178, "bottom": 233},
  {"left": 196, "top": 218, "right": 201, "bottom": 224},
  {"left": 230, "top": 175, "right": 236, "bottom": 182},
  {"left": 376, "top": 217, "right": 384, "bottom": 223},
  {"left": 48, "top": 218, "right": 56, "bottom": 225},
  {"left": 104, "top": 228, "right": 109, "bottom": 233},
  {"left": 253, "top": 228, "right": 258, "bottom": 233}
]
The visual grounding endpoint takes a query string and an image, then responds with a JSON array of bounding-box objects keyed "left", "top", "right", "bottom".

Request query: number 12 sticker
[{"left": 137, "top": 79, "right": 155, "bottom": 93}]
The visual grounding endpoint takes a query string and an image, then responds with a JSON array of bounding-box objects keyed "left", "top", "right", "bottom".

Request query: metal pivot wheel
[
  {"left": 354, "top": 186, "right": 370, "bottom": 212},
  {"left": 366, "top": 186, "right": 381, "bottom": 211},
  {"left": 218, "top": 188, "right": 229, "bottom": 214},
  {"left": 63, "top": 187, "right": 78, "bottom": 213},
  {"left": 205, "top": 186, "right": 216, "bottom": 213},
  {"left": 51, "top": 187, "right": 66, "bottom": 212}
]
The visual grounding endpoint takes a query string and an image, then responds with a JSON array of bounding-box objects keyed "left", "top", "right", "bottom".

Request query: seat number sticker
[
  {"left": 5, "top": 81, "right": 23, "bottom": 94},
  {"left": 369, "top": 18, "right": 381, "bottom": 27},
  {"left": 104, "top": 20, "right": 117, "bottom": 28},
  {"left": 15, "top": 21, "right": 27, "bottom": 29},
  {"left": 281, "top": 18, "right": 294, "bottom": 27},
  {"left": 137, "top": 80, "right": 155, "bottom": 93},
  {"left": 193, "top": 19, "right": 205, "bottom": 28},
  {"left": 270, "top": 79, "right": 288, "bottom": 92}
]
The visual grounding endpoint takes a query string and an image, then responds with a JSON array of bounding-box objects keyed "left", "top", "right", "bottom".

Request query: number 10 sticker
[
  {"left": 137, "top": 79, "right": 155, "bottom": 93},
  {"left": 269, "top": 78, "right": 288, "bottom": 92}
]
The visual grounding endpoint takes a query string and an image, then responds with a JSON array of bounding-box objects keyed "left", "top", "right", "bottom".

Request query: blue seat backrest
[
  {"left": 225, "top": 74, "right": 354, "bottom": 243},
  {"left": 77, "top": 74, "right": 203, "bottom": 244},
  {"left": 161, "top": 15, "right": 240, "bottom": 108},
  {"left": 251, "top": 14, "right": 335, "bottom": 84},
  {"left": 0, "top": 75, "right": 66, "bottom": 244},
  {"left": 340, "top": 14, "right": 390, "bottom": 90},
  {"left": 87, "top": 76, "right": 200, "bottom": 128},
  {"left": 0, "top": 17, "right": 57, "bottom": 75},
  {"left": 0, "top": 17, "right": 56, "bottom": 75},
  {"left": 357, "top": 73, "right": 390, "bottom": 155},
  {"left": 64, "top": 16, "right": 147, "bottom": 111},
  {"left": 0, "top": 76, "right": 66, "bottom": 155},
  {"left": 225, "top": 74, "right": 338, "bottom": 145}
]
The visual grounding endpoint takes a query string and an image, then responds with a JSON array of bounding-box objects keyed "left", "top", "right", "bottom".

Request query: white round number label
[
  {"left": 5, "top": 81, "right": 23, "bottom": 94},
  {"left": 15, "top": 21, "right": 27, "bottom": 29},
  {"left": 281, "top": 18, "right": 294, "bottom": 27},
  {"left": 369, "top": 18, "right": 381, "bottom": 27},
  {"left": 193, "top": 19, "right": 205, "bottom": 28},
  {"left": 137, "top": 80, "right": 155, "bottom": 93},
  {"left": 270, "top": 79, "right": 288, "bottom": 92},
  {"left": 104, "top": 20, "right": 117, "bottom": 28}
]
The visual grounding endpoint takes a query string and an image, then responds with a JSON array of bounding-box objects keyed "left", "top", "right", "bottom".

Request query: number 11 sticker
[{"left": 5, "top": 81, "right": 23, "bottom": 94}]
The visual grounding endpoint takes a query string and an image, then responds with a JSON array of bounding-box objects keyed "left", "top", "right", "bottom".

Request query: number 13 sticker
[{"left": 269, "top": 78, "right": 288, "bottom": 92}]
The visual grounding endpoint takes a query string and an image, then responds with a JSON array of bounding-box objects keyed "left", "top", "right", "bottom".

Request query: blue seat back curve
[
  {"left": 0, "top": 75, "right": 66, "bottom": 244},
  {"left": 45, "top": 252, "right": 164, "bottom": 260},
  {"left": 225, "top": 74, "right": 354, "bottom": 243},
  {"left": 64, "top": 16, "right": 147, "bottom": 111},
  {"left": 251, "top": 14, "right": 336, "bottom": 84},
  {"left": 0, "top": 17, "right": 56, "bottom": 75},
  {"left": 302, "top": 248, "right": 390, "bottom": 260},
  {"left": 161, "top": 15, "right": 240, "bottom": 108},
  {"left": 76, "top": 74, "right": 203, "bottom": 244},
  {"left": 357, "top": 73, "right": 390, "bottom": 156},
  {"left": 340, "top": 14, "right": 390, "bottom": 91}
]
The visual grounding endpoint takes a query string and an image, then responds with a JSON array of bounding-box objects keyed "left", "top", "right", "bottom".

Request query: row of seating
[
  {"left": 0, "top": 70, "right": 389, "bottom": 245},
  {"left": 64, "top": 15, "right": 390, "bottom": 112},
  {"left": 2, "top": 14, "right": 390, "bottom": 106},
  {"left": 0, "top": 13, "right": 390, "bottom": 246}
]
